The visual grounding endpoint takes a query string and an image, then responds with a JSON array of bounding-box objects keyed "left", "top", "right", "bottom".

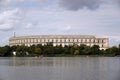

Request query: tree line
[{"left": 0, "top": 44, "right": 120, "bottom": 57}]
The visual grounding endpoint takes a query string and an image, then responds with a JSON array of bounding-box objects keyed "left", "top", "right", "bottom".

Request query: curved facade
[{"left": 9, "top": 35, "right": 109, "bottom": 50}]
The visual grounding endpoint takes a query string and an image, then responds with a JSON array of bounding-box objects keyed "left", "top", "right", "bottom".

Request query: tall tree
[{"left": 90, "top": 45, "right": 100, "bottom": 55}]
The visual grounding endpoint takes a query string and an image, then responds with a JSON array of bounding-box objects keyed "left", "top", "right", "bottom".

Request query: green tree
[
  {"left": 117, "top": 44, "right": 120, "bottom": 55},
  {"left": 79, "top": 44, "right": 86, "bottom": 55},
  {"left": 74, "top": 50, "right": 79, "bottom": 55},
  {"left": 0, "top": 46, "right": 11, "bottom": 57},
  {"left": 34, "top": 47, "right": 42, "bottom": 56},
  {"left": 90, "top": 45, "right": 100, "bottom": 55},
  {"left": 16, "top": 46, "right": 29, "bottom": 57},
  {"left": 108, "top": 46, "right": 119, "bottom": 56},
  {"left": 82, "top": 46, "right": 91, "bottom": 55}
]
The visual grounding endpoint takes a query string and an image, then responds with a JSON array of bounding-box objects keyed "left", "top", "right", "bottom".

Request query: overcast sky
[{"left": 0, "top": 0, "right": 120, "bottom": 46}]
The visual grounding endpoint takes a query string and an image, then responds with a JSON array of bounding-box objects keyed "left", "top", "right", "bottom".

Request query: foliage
[
  {"left": 0, "top": 45, "right": 10, "bottom": 56},
  {"left": 0, "top": 44, "right": 120, "bottom": 57},
  {"left": 90, "top": 45, "right": 100, "bottom": 55}
]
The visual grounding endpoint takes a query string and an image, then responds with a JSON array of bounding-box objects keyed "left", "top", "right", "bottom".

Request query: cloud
[
  {"left": 107, "top": 36, "right": 120, "bottom": 46},
  {"left": 59, "top": 0, "right": 120, "bottom": 11},
  {"left": 0, "top": 0, "right": 14, "bottom": 6},
  {"left": 59, "top": 0, "right": 102, "bottom": 10},
  {"left": 64, "top": 25, "right": 71, "bottom": 31},
  {"left": 0, "top": 8, "right": 21, "bottom": 31},
  {"left": 0, "top": 0, "right": 120, "bottom": 11},
  {"left": 25, "top": 23, "right": 35, "bottom": 29},
  {"left": 0, "top": 0, "right": 11, "bottom": 5},
  {"left": 109, "top": 36, "right": 120, "bottom": 42},
  {"left": 0, "top": 0, "right": 24, "bottom": 5},
  {"left": 0, "top": 23, "right": 14, "bottom": 31},
  {"left": 116, "top": 0, "right": 120, "bottom": 5},
  {"left": 0, "top": 0, "right": 43, "bottom": 6}
]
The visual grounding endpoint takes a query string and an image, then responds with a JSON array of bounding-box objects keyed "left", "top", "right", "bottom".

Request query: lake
[{"left": 0, "top": 57, "right": 120, "bottom": 80}]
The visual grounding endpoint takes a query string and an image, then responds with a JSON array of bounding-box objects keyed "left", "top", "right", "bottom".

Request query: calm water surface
[{"left": 0, "top": 57, "right": 120, "bottom": 80}]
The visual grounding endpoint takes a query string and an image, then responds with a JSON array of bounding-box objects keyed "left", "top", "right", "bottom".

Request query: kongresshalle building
[{"left": 9, "top": 35, "right": 109, "bottom": 50}]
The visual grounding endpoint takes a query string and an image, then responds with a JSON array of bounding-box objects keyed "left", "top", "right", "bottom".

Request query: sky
[{"left": 0, "top": 0, "right": 120, "bottom": 46}]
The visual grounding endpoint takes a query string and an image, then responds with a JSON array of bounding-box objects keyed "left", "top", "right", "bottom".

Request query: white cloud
[
  {"left": 109, "top": 36, "right": 120, "bottom": 42},
  {"left": 64, "top": 25, "right": 72, "bottom": 31},
  {"left": 0, "top": 0, "right": 24, "bottom": 6},
  {"left": 0, "top": 0, "right": 44, "bottom": 7},
  {"left": 0, "top": 23, "right": 14, "bottom": 31},
  {"left": 0, "top": 8, "right": 21, "bottom": 31},
  {"left": 25, "top": 23, "right": 34, "bottom": 29},
  {"left": 0, "top": 0, "right": 11, "bottom": 5},
  {"left": 106, "top": 36, "right": 120, "bottom": 46}
]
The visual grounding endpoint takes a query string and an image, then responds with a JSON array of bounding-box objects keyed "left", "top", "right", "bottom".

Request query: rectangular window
[
  {"left": 102, "top": 40, "right": 104, "bottom": 43},
  {"left": 89, "top": 39, "right": 91, "bottom": 42}
]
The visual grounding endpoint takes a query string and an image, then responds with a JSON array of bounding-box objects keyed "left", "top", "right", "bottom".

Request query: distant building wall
[{"left": 9, "top": 35, "right": 109, "bottom": 50}]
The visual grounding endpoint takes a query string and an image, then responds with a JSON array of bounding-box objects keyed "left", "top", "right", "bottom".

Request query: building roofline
[{"left": 9, "top": 35, "right": 100, "bottom": 39}]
